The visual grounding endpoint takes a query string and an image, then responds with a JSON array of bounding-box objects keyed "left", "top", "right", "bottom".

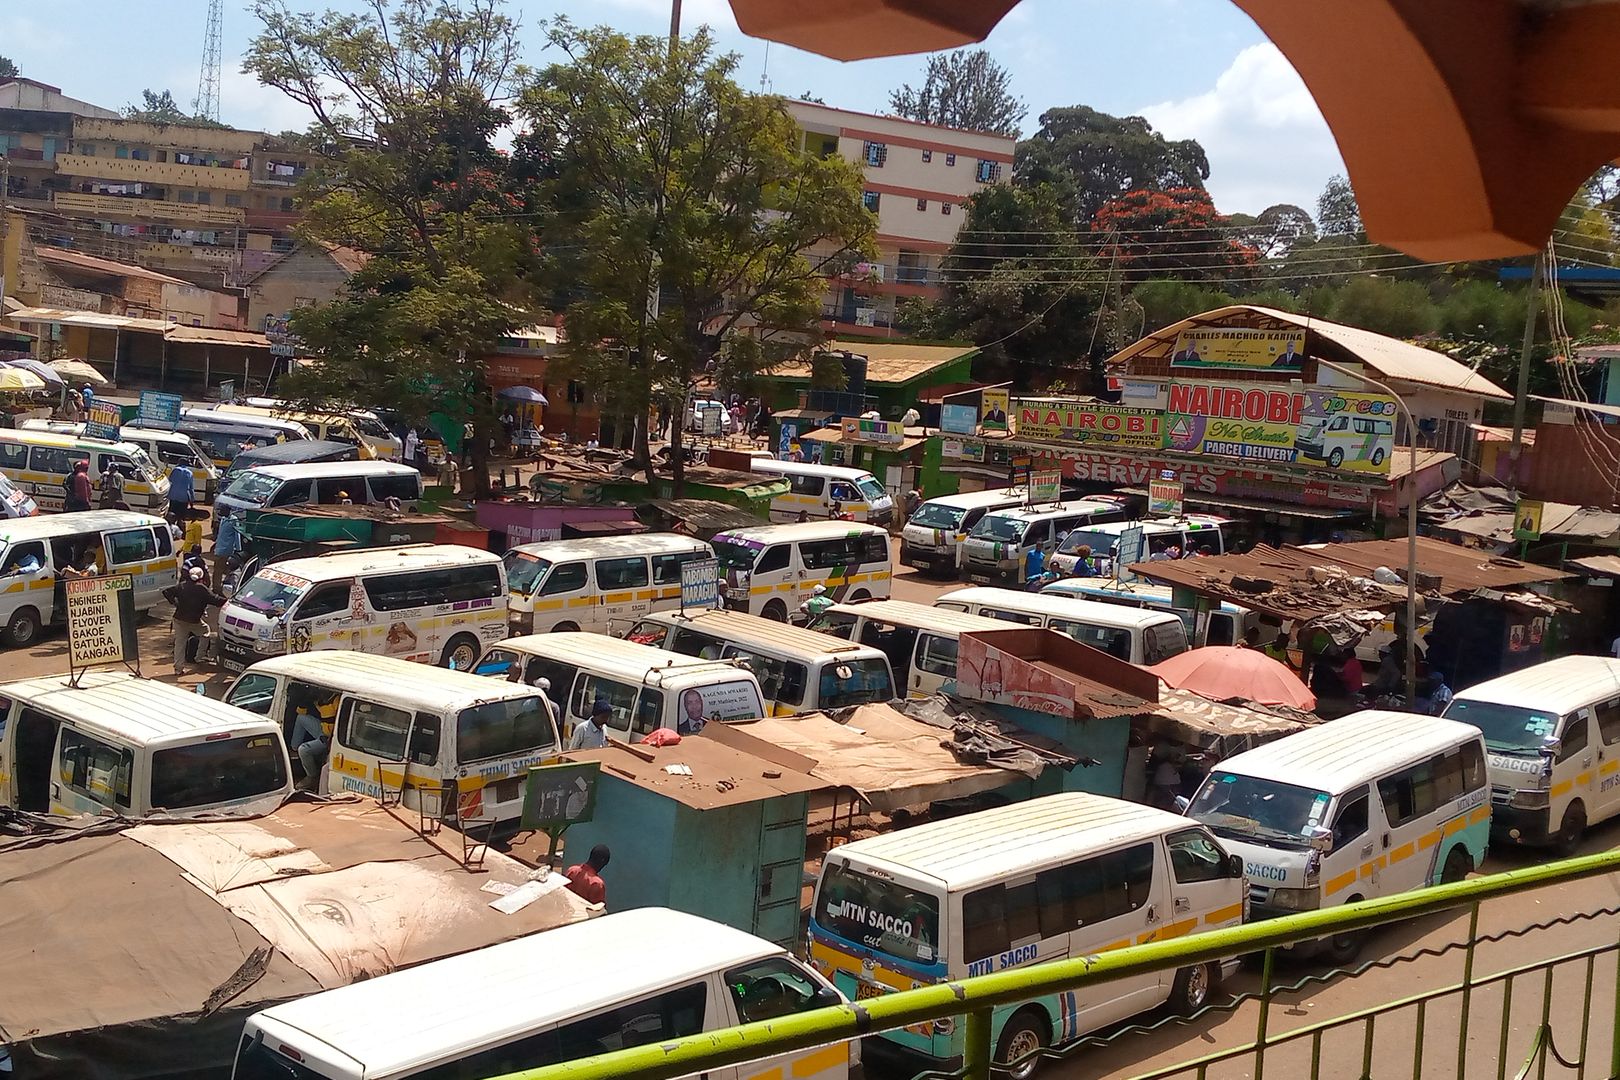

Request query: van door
[
  {"left": 11, "top": 706, "right": 57, "bottom": 811},
  {"left": 1065, "top": 843, "right": 1165, "bottom": 1029},
  {"left": 0, "top": 540, "right": 52, "bottom": 631},
  {"left": 289, "top": 580, "right": 358, "bottom": 654},
  {"left": 1161, "top": 828, "right": 1245, "bottom": 968},
  {"left": 1321, "top": 785, "right": 1373, "bottom": 906},
  {"left": 912, "top": 631, "right": 958, "bottom": 696},
  {"left": 1591, "top": 699, "right": 1620, "bottom": 824},
  {"left": 594, "top": 556, "right": 652, "bottom": 631},
  {"left": 1551, "top": 714, "right": 1594, "bottom": 845},
  {"left": 711, "top": 957, "right": 849, "bottom": 1080},
  {"left": 105, "top": 525, "right": 169, "bottom": 609},
  {"left": 52, "top": 725, "right": 136, "bottom": 817}
]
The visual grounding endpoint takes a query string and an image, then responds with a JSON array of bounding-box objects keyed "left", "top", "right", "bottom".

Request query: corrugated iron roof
[
  {"left": 6, "top": 307, "right": 268, "bottom": 346},
  {"left": 764, "top": 339, "right": 978, "bottom": 385},
  {"left": 35, "top": 246, "right": 193, "bottom": 286},
  {"left": 1571, "top": 555, "right": 1620, "bottom": 577},
  {"left": 1106, "top": 305, "right": 1512, "bottom": 400}
]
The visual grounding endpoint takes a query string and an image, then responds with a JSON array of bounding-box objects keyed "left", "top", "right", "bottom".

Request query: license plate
[
  {"left": 493, "top": 776, "right": 522, "bottom": 803},
  {"left": 969, "top": 574, "right": 991, "bottom": 584},
  {"left": 222, "top": 655, "right": 245, "bottom": 673},
  {"left": 855, "top": 982, "right": 888, "bottom": 1001}
]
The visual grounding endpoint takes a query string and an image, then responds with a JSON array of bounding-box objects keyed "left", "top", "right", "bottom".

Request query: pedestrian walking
[
  {"left": 404, "top": 428, "right": 420, "bottom": 467},
  {"left": 564, "top": 844, "right": 611, "bottom": 905},
  {"left": 98, "top": 466, "right": 128, "bottom": 510},
  {"left": 213, "top": 510, "right": 242, "bottom": 588},
  {"left": 164, "top": 566, "right": 225, "bottom": 675},
  {"left": 167, "top": 463, "right": 194, "bottom": 520}
]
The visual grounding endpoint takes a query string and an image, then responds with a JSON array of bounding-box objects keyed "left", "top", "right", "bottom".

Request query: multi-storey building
[{"left": 784, "top": 101, "right": 1014, "bottom": 336}]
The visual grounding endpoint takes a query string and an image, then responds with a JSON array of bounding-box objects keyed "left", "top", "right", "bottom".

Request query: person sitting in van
[
  {"left": 564, "top": 843, "right": 611, "bottom": 905},
  {"left": 289, "top": 686, "right": 338, "bottom": 789},
  {"left": 567, "top": 699, "right": 612, "bottom": 751},
  {"left": 63, "top": 460, "right": 93, "bottom": 512},
  {"left": 1068, "top": 544, "right": 1097, "bottom": 577}
]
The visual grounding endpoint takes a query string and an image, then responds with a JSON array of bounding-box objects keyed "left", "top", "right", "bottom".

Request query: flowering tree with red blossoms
[{"left": 1093, "top": 187, "right": 1261, "bottom": 283}]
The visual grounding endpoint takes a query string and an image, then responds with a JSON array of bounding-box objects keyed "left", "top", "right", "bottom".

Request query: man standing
[
  {"left": 567, "top": 699, "right": 612, "bottom": 750},
  {"left": 564, "top": 844, "right": 611, "bottom": 905},
  {"left": 213, "top": 510, "right": 243, "bottom": 588},
  {"left": 64, "top": 460, "right": 93, "bottom": 512},
  {"left": 404, "top": 428, "right": 420, "bottom": 468},
  {"left": 168, "top": 462, "right": 194, "bottom": 521},
  {"left": 163, "top": 566, "right": 225, "bottom": 675}
]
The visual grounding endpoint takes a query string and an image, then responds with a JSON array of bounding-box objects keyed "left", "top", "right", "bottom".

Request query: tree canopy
[
  {"left": 0, "top": 57, "right": 18, "bottom": 80},
  {"left": 887, "top": 49, "right": 1026, "bottom": 137},
  {"left": 1017, "top": 107, "right": 1210, "bottom": 224},
  {"left": 1316, "top": 174, "right": 1362, "bottom": 237}
]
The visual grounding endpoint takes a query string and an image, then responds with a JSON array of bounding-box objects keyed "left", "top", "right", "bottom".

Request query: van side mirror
[
  {"left": 1307, "top": 826, "right": 1334, "bottom": 853},
  {"left": 1173, "top": 795, "right": 1191, "bottom": 814},
  {"left": 1227, "top": 854, "right": 1243, "bottom": 878}
]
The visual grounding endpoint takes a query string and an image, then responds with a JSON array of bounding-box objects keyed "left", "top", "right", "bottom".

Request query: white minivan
[
  {"left": 233, "top": 908, "right": 854, "bottom": 1080},
  {"left": 961, "top": 500, "right": 1128, "bottom": 585},
  {"left": 1049, "top": 516, "right": 1234, "bottom": 577},
  {"left": 503, "top": 533, "right": 713, "bottom": 634},
  {"left": 900, "top": 487, "right": 1025, "bottom": 576},
  {"left": 750, "top": 459, "right": 897, "bottom": 526},
  {"left": 935, "top": 586, "right": 1190, "bottom": 665},
  {"left": 1186, "top": 709, "right": 1490, "bottom": 961},
  {"left": 816, "top": 598, "right": 1012, "bottom": 698},
  {"left": 213, "top": 460, "right": 422, "bottom": 522},
  {"left": 1443, "top": 655, "right": 1620, "bottom": 851},
  {"left": 712, "top": 521, "right": 891, "bottom": 622}
]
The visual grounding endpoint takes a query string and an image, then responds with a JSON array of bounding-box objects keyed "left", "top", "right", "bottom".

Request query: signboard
[
  {"left": 264, "top": 313, "right": 298, "bottom": 358},
  {"left": 1029, "top": 469, "right": 1062, "bottom": 504},
  {"left": 520, "top": 760, "right": 601, "bottom": 831},
  {"left": 1170, "top": 327, "right": 1307, "bottom": 371},
  {"left": 839, "top": 417, "right": 904, "bottom": 445},
  {"left": 1295, "top": 390, "right": 1398, "bottom": 475},
  {"left": 980, "top": 388, "right": 1010, "bottom": 433},
  {"left": 66, "top": 574, "right": 139, "bottom": 677},
  {"left": 84, "top": 402, "right": 121, "bottom": 442},
  {"left": 1514, "top": 499, "right": 1544, "bottom": 541},
  {"left": 956, "top": 632, "right": 1078, "bottom": 717},
  {"left": 1114, "top": 525, "right": 1146, "bottom": 583},
  {"left": 680, "top": 557, "right": 720, "bottom": 610},
  {"left": 1014, "top": 399, "right": 1163, "bottom": 450},
  {"left": 940, "top": 403, "right": 978, "bottom": 435},
  {"left": 137, "top": 390, "right": 183, "bottom": 430},
  {"left": 778, "top": 421, "right": 797, "bottom": 460},
  {"left": 942, "top": 438, "right": 986, "bottom": 462},
  {"left": 1164, "top": 380, "right": 1398, "bottom": 476},
  {"left": 700, "top": 404, "right": 723, "bottom": 437},
  {"left": 1148, "top": 474, "right": 1184, "bottom": 517}
]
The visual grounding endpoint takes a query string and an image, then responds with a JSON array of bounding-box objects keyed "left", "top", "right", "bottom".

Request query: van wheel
[
  {"left": 439, "top": 633, "right": 480, "bottom": 672},
  {"left": 1371, "top": 447, "right": 1386, "bottom": 466},
  {"left": 1169, "top": 962, "right": 1219, "bottom": 1014},
  {"left": 762, "top": 600, "right": 787, "bottom": 622},
  {"left": 1327, "top": 448, "right": 1345, "bottom": 468},
  {"left": 995, "top": 1010, "right": 1048, "bottom": 1080},
  {"left": 6, "top": 607, "right": 40, "bottom": 647},
  {"left": 1556, "top": 802, "right": 1587, "bottom": 856},
  {"left": 1325, "top": 900, "right": 1364, "bottom": 965},
  {"left": 551, "top": 621, "right": 579, "bottom": 634},
  {"left": 1440, "top": 847, "right": 1473, "bottom": 883}
]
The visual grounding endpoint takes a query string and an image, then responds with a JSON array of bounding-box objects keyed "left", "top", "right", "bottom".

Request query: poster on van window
[{"left": 681, "top": 680, "right": 764, "bottom": 728}]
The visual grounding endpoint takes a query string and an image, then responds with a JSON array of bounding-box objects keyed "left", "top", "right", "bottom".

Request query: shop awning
[{"left": 1144, "top": 687, "right": 1315, "bottom": 753}]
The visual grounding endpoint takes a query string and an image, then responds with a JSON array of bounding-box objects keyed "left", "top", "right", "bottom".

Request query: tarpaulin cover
[
  {"left": 1144, "top": 687, "right": 1314, "bottom": 753},
  {"left": 0, "top": 800, "right": 595, "bottom": 1079}
]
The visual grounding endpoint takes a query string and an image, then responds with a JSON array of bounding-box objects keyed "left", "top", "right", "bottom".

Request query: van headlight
[
  {"left": 1267, "top": 887, "right": 1320, "bottom": 911},
  {"left": 1509, "top": 789, "right": 1551, "bottom": 810}
]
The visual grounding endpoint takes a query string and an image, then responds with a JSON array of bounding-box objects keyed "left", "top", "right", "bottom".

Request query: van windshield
[
  {"left": 1059, "top": 529, "right": 1119, "bottom": 556},
  {"left": 1188, "top": 771, "right": 1333, "bottom": 848},
  {"left": 234, "top": 571, "right": 308, "bottom": 613},
  {"left": 815, "top": 860, "right": 941, "bottom": 966},
  {"left": 713, "top": 539, "right": 759, "bottom": 571},
  {"left": 856, "top": 476, "right": 888, "bottom": 503},
  {"left": 969, "top": 515, "right": 1024, "bottom": 541},
  {"left": 818, "top": 658, "right": 895, "bottom": 709},
  {"left": 124, "top": 447, "right": 162, "bottom": 482},
  {"left": 150, "top": 734, "right": 288, "bottom": 811},
  {"left": 224, "top": 470, "right": 282, "bottom": 504},
  {"left": 1446, "top": 699, "right": 1559, "bottom": 753},
  {"left": 504, "top": 552, "right": 550, "bottom": 595},
  {"left": 457, "top": 696, "right": 557, "bottom": 762},
  {"left": 910, "top": 503, "right": 965, "bottom": 529}
]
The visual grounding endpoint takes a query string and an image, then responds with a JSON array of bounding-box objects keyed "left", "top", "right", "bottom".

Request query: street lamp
[{"left": 1310, "top": 359, "right": 1419, "bottom": 708}]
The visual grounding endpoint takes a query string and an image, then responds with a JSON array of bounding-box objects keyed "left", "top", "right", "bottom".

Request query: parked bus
[
  {"left": 935, "top": 586, "right": 1189, "bottom": 665},
  {"left": 809, "top": 792, "right": 1245, "bottom": 1078},
  {"left": 899, "top": 487, "right": 1025, "bottom": 576},
  {"left": 0, "top": 429, "right": 170, "bottom": 514},
  {"left": 2, "top": 670, "right": 292, "bottom": 819},
  {"left": 816, "top": 598, "right": 1011, "bottom": 698},
  {"left": 1185, "top": 709, "right": 1489, "bottom": 961},
  {"left": 216, "top": 544, "right": 507, "bottom": 673},
  {"left": 476, "top": 633, "right": 767, "bottom": 742},
  {"left": 1442, "top": 655, "right": 1620, "bottom": 851},
  {"left": 711, "top": 521, "right": 891, "bottom": 622},
  {"left": 961, "top": 500, "right": 1128, "bottom": 586},
  {"left": 1041, "top": 578, "right": 1261, "bottom": 647},
  {"left": 22, "top": 419, "right": 222, "bottom": 503},
  {"left": 232, "top": 908, "right": 854, "bottom": 1080},
  {"left": 624, "top": 607, "right": 896, "bottom": 714},
  {"left": 502, "top": 533, "right": 713, "bottom": 635},
  {"left": 176, "top": 407, "right": 311, "bottom": 470},
  {"left": 0, "top": 510, "right": 176, "bottom": 646},
  {"left": 224, "top": 652, "right": 558, "bottom": 825},
  {"left": 749, "top": 459, "right": 897, "bottom": 526}
]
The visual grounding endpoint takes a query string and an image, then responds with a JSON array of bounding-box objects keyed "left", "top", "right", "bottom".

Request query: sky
[{"left": 1, "top": 0, "right": 1348, "bottom": 217}]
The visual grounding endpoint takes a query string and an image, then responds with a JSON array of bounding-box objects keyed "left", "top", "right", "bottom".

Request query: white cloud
[
  {"left": 0, "top": 14, "right": 67, "bottom": 56},
  {"left": 220, "top": 60, "right": 324, "bottom": 135},
  {"left": 1139, "top": 43, "right": 1345, "bottom": 217}
]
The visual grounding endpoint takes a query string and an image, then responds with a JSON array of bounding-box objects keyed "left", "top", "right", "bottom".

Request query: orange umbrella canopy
[{"left": 1150, "top": 646, "right": 1316, "bottom": 711}]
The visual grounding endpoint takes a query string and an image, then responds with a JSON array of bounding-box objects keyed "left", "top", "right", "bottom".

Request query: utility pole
[
  {"left": 669, "top": 0, "right": 682, "bottom": 50},
  {"left": 1508, "top": 250, "right": 1545, "bottom": 495}
]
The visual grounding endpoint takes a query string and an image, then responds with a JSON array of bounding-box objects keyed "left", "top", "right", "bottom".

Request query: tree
[
  {"left": 1093, "top": 187, "right": 1259, "bottom": 282},
  {"left": 124, "top": 89, "right": 189, "bottom": 123},
  {"left": 244, "top": 0, "right": 531, "bottom": 497},
  {"left": 0, "top": 57, "right": 18, "bottom": 80},
  {"left": 1316, "top": 174, "right": 1363, "bottom": 237},
  {"left": 1017, "top": 106, "right": 1210, "bottom": 223},
  {"left": 1129, "top": 279, "right": 1236, "bottom": 334},
  {"left": 1253, "top": 203, "right": 1317, "bottom": 258},
  {"left": 887, "top": 49, "right": 1025, "bottom": 136},
  {"left": 1327, "top": 276, "right": 1436, "bottom": 337},
  {"left": 514, "top": 22, "right": 875, "bottom": 490}
]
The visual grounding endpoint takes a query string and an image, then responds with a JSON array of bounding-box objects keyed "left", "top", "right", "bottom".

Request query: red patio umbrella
[{"left": 1149, "top": 646, "right": 1316, "bottom": 711}]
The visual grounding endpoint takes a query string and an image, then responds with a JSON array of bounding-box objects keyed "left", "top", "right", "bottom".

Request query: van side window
[
  {"left": 1167, "top": 828, "right": 1232, "bottom": 883},
  {"left": 726, "top": 648, "right": 807, "bottom": 706},
  {"left": 1332, "top": 790, "right": 1370, "bottom": 847},
  {"left": 408, "top": 712, "right": 440, "bottom": 766},
  {"left": 1559, "top": 717, "right": 1590, "bottom": 762},
  {"left": 297, "top": 582, "right": 350, "bottom": 619},
  {"left": 368, "top": 474, "right": 421, "bottom": 502},
  {"left": 1, "top": 541, "right": 44, "bottom": 573},
  {"left": 1206, "top": 612, "right": 1236, "bottom": 647},
  {"left": 671, "top": 628, "right": 722, "bottom": 659},
  {"left": 58, "top": 728, "right": 134, "bottom": 809},
  {"left": 915, "top": 633, "right": 959, "bottom": 676},
  {"left": 633, "top": 690, "right": 664, "bottom": 734},
  {"left": 596, "top": 557, "right": 650, "bottom": 590},
  {"left": 573, "top": 674, "right": 636, "bottom": 727},
  {"left": 106, "top": 527, "right": 157, "bottom": 565},
  {"left": 962, "top": 880, "right": 1041, "bottom": 961},
  {"left": 1597, "top": 701, "right": 1620, "bottom": 746},
  {"left": 476, "top": 646, "right": 524, "bottom": 681},
  {"left": 540, "top": 563, "right": 588, "bottom": 596},
  {"left": 154, "top": 527, "right": 172, "bottom": 557},
  {"left": 860, "top": 534, "right": 889, "bottom": 563},
  {"left": 1460, "top": 740, "right": 1487, "bottom": 790},
  {"left": 317, "top": 477, "right": 361, "bottom": 504},
  {"left": 524, "top": 657, "right": 579, "bottom": 699},
  {"left": 1377, "top": 747, "right": 1480, "bottom": 828},
  {"left": 0, "top": 443, "right": 27, "bottom": 469},
  {"left": 829, "top": 481, "right": 858, "bottom": 503},
  {"left": 29, "top": 445, "right": 75, "bottom": 475},
  {"left": 652, "top": 551, "right": 703, "bottom": 585},
  {"left": 789, "top": 474, "right": 824, "bottom": 497},
  {"left": 1142, "top": 621, "right": 1188, "bottom": 665},
  {"left": 1022, "top": 522, "right": 1050, "bottom": 546},
  {"left": 268, "top": 478, "right": 311, "bottom": 506},
  {"left": 725, "top": 957, "right": 826, "bottom": 1023},
  {"left": 1030, "top": 844, "right": 1155, "bottom": 939},
  {"left": 553, "top": 981, "right": 707, "bottom": 1061},
  {"left": 339, "top": 699, "right": 412, "bottom": 760},
  {"left": 802, "top": 538, "right": 855, "bottom": 571},
  {"left": 225, "top": 672, "right": 278, "bottom": 714},
  {"left": 756, "top": 545, "right": 790, "bottom": 573},
  {"left": 984, "top": 608, "right": 1040, "bottom": 625}
]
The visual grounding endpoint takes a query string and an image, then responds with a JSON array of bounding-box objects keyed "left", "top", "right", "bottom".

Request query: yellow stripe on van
[
  {"left": 745, "top": 1069, "right": 782, "bottom": 1080},
  {"left": 1551, "top": 780, "right": 1574, "bottom": 798},
  {"left": 1203, "top": 902, "right": 1243, "bottom": 926},
  {"left": 807, "top": 941, "right": 912, "bottom": 992},
  {"left": 1442, "top": 816, "right": 1468, "bottom": 838},
  {"left": 1325, "top": 870, "right": 1358, "bottom": 895},
  {"left": 1469, "top": 806, "right": 1490, "bottom": 826},
  {"left": 791, "top": 1046, "right": 848, "bottom": 1076},
  {"left": 1389, "top": 842, "right": 1416, "bottom": 864},
  {"left": 1419, "top": 829, "right": 1441, "bottom": 851}
]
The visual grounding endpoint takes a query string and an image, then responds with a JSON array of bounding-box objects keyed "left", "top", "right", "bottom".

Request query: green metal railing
[{"left": 495, "top": 849, "right": 1620, "bottom": 1080}]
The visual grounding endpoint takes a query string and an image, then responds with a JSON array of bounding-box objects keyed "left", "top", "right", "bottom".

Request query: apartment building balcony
[
  {"left": 53, "top": 191, "right": 245, "bottom": 226},
  {"left": 55, "top": 154, "right": 252, "bottom": 191},
  {"left": 244, "top": 206, "right": 302, "bottom": 230},
  {"left": 0, "top": 147, "right": 54, "bottom": 169},
  {"left": 145, "top": 242, "right": 240, "bottom": 268}
]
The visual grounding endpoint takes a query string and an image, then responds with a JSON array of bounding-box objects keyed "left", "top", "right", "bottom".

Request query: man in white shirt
[{"left": 567, "top": 700, "right": 612, "bottom": 751}]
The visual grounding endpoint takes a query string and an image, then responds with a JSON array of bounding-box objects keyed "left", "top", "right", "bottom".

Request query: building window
[
  {"left": 945, "top": 153, "right": 956, "bottom": 166},
  {"left": 115, "top": 145, "right": 129, "bottom": 159},
  {"left": 976, "top": 160, "right": 1002, "bottom": 183},
  {"left": 922, "top": 149, "right": 932, "bottom": 163},
  {"left": 224, "top": 193, "right": 242, "bottom": 207},
  {"left": 862, "top": 191, "right": 881, "bottom": 213},
  {"left": 78, "top": 144, "right": 95, "bottom": 157},
  {"left": 177, "top": 190, "right": 194, "bottom": 203},
  {"left": 916, "top": 197, "right": 927, "bottom": 211},
  {"left": 195, "top": 190, "right": 211, "bottom": 205},
  {"left": 280, "top": 197, "right": 295, "bottom": 211},
  {"left": 130, "top": 148, "right": 150, "bottom": 162},
  {"left": 270, "top": 236, "right": 296, "bottom": 253},
  {"left": 863, "top": 141, "right": 887, "bottom": 168},
  {"left": 942, "top": 202, "right": 953, "bottom": 216}
]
